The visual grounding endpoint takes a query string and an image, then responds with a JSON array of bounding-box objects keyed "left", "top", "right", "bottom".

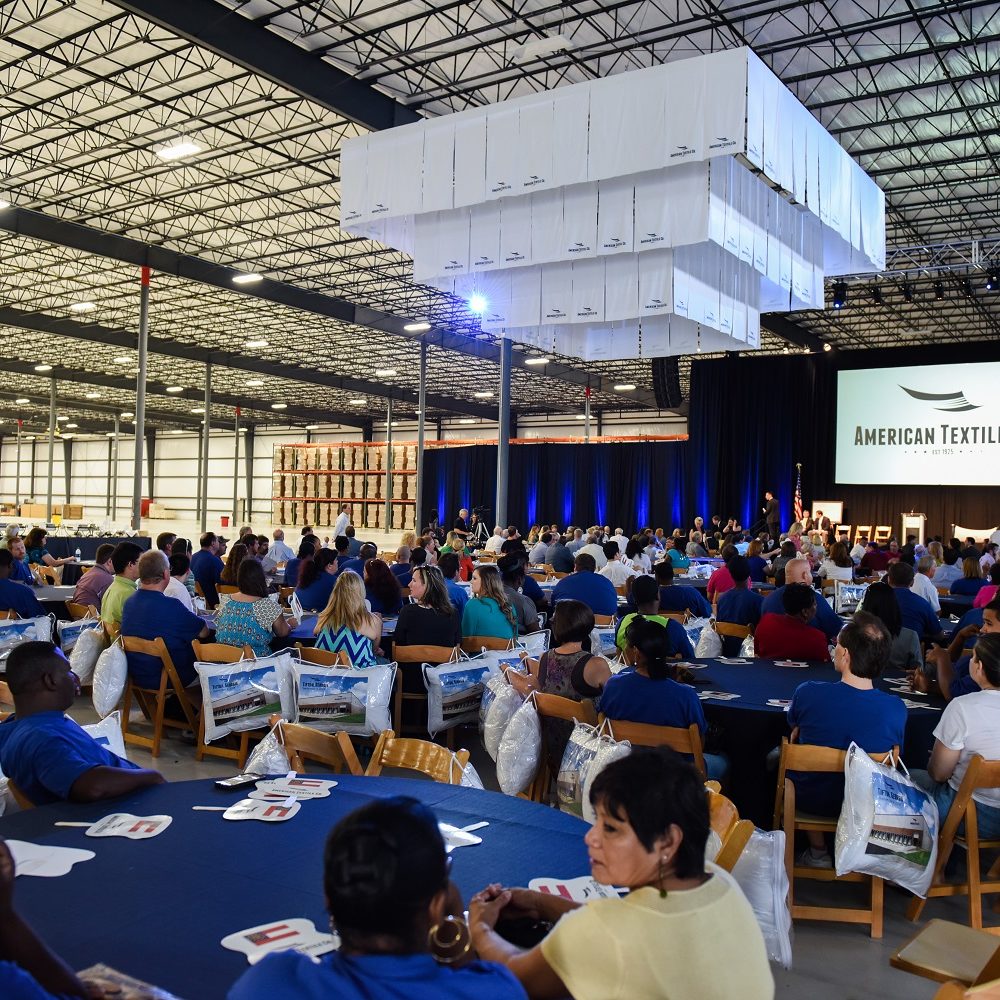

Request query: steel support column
[
  {"left": 244, "top": 425, "right": 255, "bottom": 524},
  {"left": 131, "top": 266, "right": 150, "bottom": 530},
  {"left": 14, "top": 421, "right": 21, "bottom": 508},
  {"left": 111, "top": 417, "right": 120, "bottom": 520},
  {"left": 495, "top": 338, "right": 513, "bottom": 528},
  {"left": 62, "top": 438, "right": 73, "bottom": 503},
  {"left": 415, "top": 341, "right": 427, "bottom": 534},
  {"left": 384, "top": 399, "right": 393, "bottom": 530},
  {"left": 45, "top": 377, "right": 56, "bottom": 522},
  {"left": 200, "top": 359, "right": 212, "bottom": 533},
  {"left": 232, "top": 409, "right": 241, "bottom": 527}
]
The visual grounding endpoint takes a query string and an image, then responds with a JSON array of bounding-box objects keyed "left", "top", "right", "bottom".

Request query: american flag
[{"left": 793, "top": 464, "right": 803, "bottom": 524}]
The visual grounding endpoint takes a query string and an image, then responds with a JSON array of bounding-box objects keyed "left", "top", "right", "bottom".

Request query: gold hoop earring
[{"left": 428, "top": 914, "right": 471, "bottom": 964}]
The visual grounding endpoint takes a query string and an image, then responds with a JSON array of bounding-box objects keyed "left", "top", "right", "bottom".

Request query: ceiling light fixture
[
  {"left": 614, "top": 384, "right": 636, "bottom": 391},
  {"left": 511, "top": 33, "right": 573, "bottom": 64},
  {"left": 232, "top": 273, "right": 263, "bottom": 285},
  {"left": 56, "top": 415, "right": 69, "bottom": 422},
  {"left": 113, "top": 355, "right": 132, "bottom": 364},
  {"left": 870, "top": 286, "right": 883, "bottom": 305},
  {"left": 191, "top": 407, "right": 205, "bottom": 414},
  {"left": 85, "top": 391, "right": 101, "bottom": 399},
  {"left": 69, "top": 302, "right": 96, "bottom": 313},
  {"left": 467, "top": 293, "right": 488, "bottom": 315},
  {"left": 473, "top": 391, "right": 494, "bottom": 398},
  {"left": 246, "top": 379, "right": 264, "bottom": 388},
  {"left": 934, "top": 280, "right": 945, "bottom": 300},
  {"left": 375, "top": 368, "right": 397, "bottom": 377},
  {"left": 574, "top": 414, "right": 587, "bottom": 420},
  {"left": 902, "top": 281, "right": 914, "bottom": 303},
  {"left": 305, "top": 424, "right": 319, "bottom": 430},
  {"left": 832, "top": 281, "right": 847, "bottom": 309},
  {"left": 0, "top": 199, "right": 11, "bottom": 209},
  {"left": 120, "top": 411, "right": 134, "bottom": 418},
  {"left": 165, "top": 386, "right": 184, "bottom": 393},
  {"left": 458, "top": 418, "right": 475, "bottom": 425},
  {"left": 524, "top": 356, "right": 550, "bottom": 365},
  {"left": 15, "top": 397, "right": 29, "bottom": 404},
  {"left": 156, "top": 140, "right": 202, "bottom": 161},
  {"left": 403, "top": 321, "right": 431, "bottom": 332},
  {"left": 245, "top": 339, "right": 269, "bottom": 348},
  {"left": 270, "top": 403, "right": 287, "bottom": 410},
  {"left": 66, "top": 423, "right": 78, "bottom": 428},
  {"left": 823, "top": 343, "right": 833, "bottom": 352},
  {"left": 986, "top": 272, "right": 1000, "bottom": 292},
  {"left": 349, "top": 398, "right": 367, "bottom": 406},
  {"left": 34, "top": 364, "right": 53, "bottom": 372}
]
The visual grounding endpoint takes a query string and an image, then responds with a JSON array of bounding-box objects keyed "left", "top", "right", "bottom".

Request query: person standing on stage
[
  {"left": 453, "top": 508, "right": 470, "bottom": 538},
  {"left": 764, "top": 491, "right": 781, "bottom": 543}
]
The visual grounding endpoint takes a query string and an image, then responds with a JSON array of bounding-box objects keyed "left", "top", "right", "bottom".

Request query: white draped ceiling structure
[{"left": 341, "top": 47, "right": 886, "bottom": 361}]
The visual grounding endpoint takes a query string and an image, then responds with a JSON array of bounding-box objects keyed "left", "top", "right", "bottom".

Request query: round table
[
  {"left": 0, "top": 776, "right": 590, "bottom": 997},
  {"left": 692, "top": 657, "right": 943, "bottom": 826}
]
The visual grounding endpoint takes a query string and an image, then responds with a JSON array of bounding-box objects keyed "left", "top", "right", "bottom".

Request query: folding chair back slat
[
  {"left": 392, "top": 645, "right": 461, "bottom": 743},
  {"left": 267, "top": 715, "right": 363, "bottom": 776},
  {"left": 600, "top": 716, "right": 706, "bottom": 778},
  {"left": 364, "top": 731, "right": 469, "bottom": 784}
]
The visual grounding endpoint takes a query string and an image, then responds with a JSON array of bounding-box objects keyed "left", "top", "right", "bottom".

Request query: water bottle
[{"left": 74, "top": 547, "right": 81, "bottom": 561}]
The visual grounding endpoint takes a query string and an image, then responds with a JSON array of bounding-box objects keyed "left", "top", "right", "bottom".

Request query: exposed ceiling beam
[
  {"left": 760, "top": 314, "right": 829, "bottom": 352},
  {"left": 0, "top": 205, "right": 659, "bottom": 411},
  {"left": 112, "top": 0, "right": 421, "bottom": 131},
  {"left": 0, "top": 349, "right": 367, "bottom": 429}
]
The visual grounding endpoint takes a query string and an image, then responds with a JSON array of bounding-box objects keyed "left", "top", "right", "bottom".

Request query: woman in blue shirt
[
  {"left": 229, "top": 797, "right": 526, "bottom": 1000},
  {"left": 461, "top": 565, "right": 517, "bottom": 642},
  {"left": 745, "top": 539, "right": 769, "bottom": 583},
  {"left": 364, "top": 558, "right": 404, "bottom": 616},
  {"left": 295, "top": 548, "right": 339, "bottom": 611},
  {"left": 951, "top": 556, "right": 989, "bottom": 596}
]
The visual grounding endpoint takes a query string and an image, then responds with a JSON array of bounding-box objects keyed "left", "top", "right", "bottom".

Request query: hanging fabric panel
[
  {"left": 571, "top": 257, "right": 606, "bottom": 323},
  {"left": 485, "top": 106, "right": 519, "bottom": 200},
  {"left": 518, "top": 97, "right": 554, "bottom": 193},
  {"left": 562, "top": 183, "right": 599, "bottom": 258},
  {"left": 604, "top": 253, "right": 639, "bottom": 321},
  {"left": 597, "top": 177, "right": 635, "bottom": 255},
  {"left": 421, "top": 119, "right": 455, "bottom": 213},
  {"left": 454, "top": 113, "right": 488, "bottom": 208},
  {"left": 500, "top": 197, "right": 532, "bottom": 267},
  {"left": 530, "top": 188, "right": 565, "bottom": 265},
  {"left": 469, "top": 201, "right": 502, "bottom": 271}
]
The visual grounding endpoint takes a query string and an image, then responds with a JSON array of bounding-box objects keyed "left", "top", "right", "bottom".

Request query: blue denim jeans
[{"left": 911, "top": 769, "right": 1000, "bottom": 839}]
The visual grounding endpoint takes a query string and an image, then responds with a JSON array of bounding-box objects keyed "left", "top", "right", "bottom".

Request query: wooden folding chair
[
  {"left": 773, "top": 738, "right": 898, "bottom": 938},
  {"left": 192, "top": 640, "right": 257, "bottom": 767},
  {"left": 523, "top": 693, "right": 599, "bottom": 803},
  {"left": 278, "top": 586, "right": 294, "bottom": 607},
  {"left": 294, "top": 643, "right": 351, "bottom": 667},
  {"left": 716, "top": 622, "right": 752, "bottom": 641},
  {"left": 218, "top": 584, "right": 239, "bottom": 595},
  {"left": 662, "top": 611, "right": 689, "bottom": 624},
  {"left": 908, "top": 756, "right": 1000, "bottom": 930},
  {"left": 892, "top": 919, "right": 1000, "bottom": 988},
  {"left": 461, "top": 635, "right": 515, "bottom": 654},
  {"left": 837, "top": 525, "right": 852, "bottom": 543},
  {"left": 874, "top": 525, "right": 892, "bottom": 544},
  {"left": 707, "top": 785, "right": 755, "bottom": 873},
  {"left": 0, "top": 610, "right": 19, "bottom": 620},
  {"left": 855, "top": 525, "right": 872, "bottom": 546},
  {"left": 32, "top": 565, "right": 58, "bottom": 585},
  {"left": 65, "top": 601, "right": 98, "bottom": 621},
  {"left": 365, "top": 730, "right": 469, "bottom": 784},
  {"left": 600, "top": 716, "right": 707, "bottom": 778},
  {"left": 119, "top": 636, "right": 200, "bottom": 758},
  {"left": 593, "top": 613, "right": 615, "bottom": 626},
  {"left": 392, "top": 644, "right": 460, "bottom": 742},
  {"left": 266, "top": 715, "right": 363, "bottom": 776}
]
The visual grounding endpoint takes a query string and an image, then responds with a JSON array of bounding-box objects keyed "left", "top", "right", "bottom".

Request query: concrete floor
[{"left": 62, "top": 696, "right": 987, "bottom": 999}]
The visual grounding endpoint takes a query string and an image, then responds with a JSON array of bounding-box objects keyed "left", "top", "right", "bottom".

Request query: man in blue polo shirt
[
  {"left": 6, "top": 536, "right": 35, "bottom": 586},
  {"left": 717, "top": 556, "right": 764, "bottom": 627},
  {"left": 887, "top": 561, "right": 946, "bottom": 643},
  {"left": 120, "top": 550, "right": 212, "bottom": 690},
  {"left": 760, "top": 557, "right": 842, "bottom": 641},
  {"left": 0, "top": 641, "right": 163, "bottom": 805},
  {"left": 551, "top": 553, "right": 619, "bottom": 616},
  {"left": 654, "top": 561, "right": 712, "bottom": 618},
  {"left": 0, "top": 551, "right": 44, "bottom": 618},
  {"left": 190, "top": 531, "right": 226, "bottom": 609},
  {"left": 438, "top": 553, "right": 468, "bottom": 615}
]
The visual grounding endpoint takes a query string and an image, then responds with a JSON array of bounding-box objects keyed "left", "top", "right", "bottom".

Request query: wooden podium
[{"left": 901, "top": 512, "right": 926, "bottom": 545}]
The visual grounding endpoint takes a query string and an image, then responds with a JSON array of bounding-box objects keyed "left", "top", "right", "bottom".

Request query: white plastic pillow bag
[
  {"left": 448, "top": 754, "right": 485, "bottom": 789},
  {"left": 244, "top": 720, "right": 292, "bottom": 776},
  {"left": 292, "top": 661, "right": 396, "bottom": 737},
  {"left": 482, "top": 681, "right": 523, "bottom": 761},
  {"left": 684, "top": 616, "right": 712, "bottom": 652},
  {"left": 733, "top": 829, "right": 793, "bottom": 969},
  {"left": 516, "top": 629, "right": 550, "bottom": 657},
  {"left": 92, "top": 639, "right": 128, "bottom": 719},
  {"left": 0, "top": 616, "right": 54, "bottom": 664},
  {"left": 424, "top": 659, "right": 500, "bottom": 737},
  {"left": 496, "top": 695, "right": 542, "bottom": 796},
  {"left": 69, "top": 626, "right": 107, "bottom": 685},
  {"left": 581, "top": 732, "right": 633, "bottom": 823},
  {"left": 82, "top": 711, "right": 129, "bottom": 762},
  {"left": 835, "top": 742, "right": 939, "bottom": 898},
  {"left": 695, "top": 620, "right": 723, "bottom": 658},
  {"left": 58, "top": 617, "right": 102, "bottom": 655},
  {"left": 556, "top": 722, "right": 601, "bottom": 817},
  {"left": 739, "top": 633, "right": 756, "bottom": 658},
  {"left": 196, "top": 652, "right": 296, "bottom": 743}
]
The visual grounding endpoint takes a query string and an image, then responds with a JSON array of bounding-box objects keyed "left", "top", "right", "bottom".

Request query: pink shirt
[{"left": 974, "top": 584, "right": 998, "bottom": 609}]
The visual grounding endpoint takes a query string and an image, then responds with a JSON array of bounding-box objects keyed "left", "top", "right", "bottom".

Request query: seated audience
[
  {"left": 760, "top": 559, "right": 842, "bottom": 640},
  {"left": 623, "top": 538, "right": 651, "bottom": 574},
  {"left": 551, "top": 553, "right": 619, "bottom": 616},
  {"left": 337, "top": 541, "right": 377, "bottom": 579},
  {"left": 461, "top": 565, "right": 518, "bottom": 642},
  {"left": 858, "top": 580, "right": 922, "bottom": 672},
  {"left": 314, "top": 571, "right": 382, "bottom": 667},
  {"left": 283, "top": 537, "right": 316, "bottom": 590},
  {"left": 974, "top": 562, "right": 1000, "bottom": 608},
  {"left": 390, "top": 545, "right": 413, "bottom": 588},
  {"left": 705, "top": 545, "right": 739, "bottom": 603},
  {"left": 0, "top": 642, "right": 163, "bottom": 805},
  {"left": 24, "top": 527, "right": 77, "bottom": 573},
  {"left": 544, "top": 533, "right": 575, "bottom": 574},
  {"left": 527, "top": 531, "right": 550, "bottom": 564},
  {"left": 918, "top": 598, "right": 1000, "bottom": 701},
  {"left": 232, "top": 797, "right": 526, "bottom": 1000},
  {"left": 500, "top": 527, "right": 528, "bottom": 557},
  {"left": 754, "top": 583, "right": 831, "bottom": 661},
  {"left": 343, "top": 525, "right": 363, "bottom": 557},
  {"left": 295, "top": 548, "right": 340, "bottom": 612},
  {"left": 859, "top": 541, "right": 893, "bottom": 575},
  {"left": 509, "top": 599, "right": 611, "bottom": 772},
  {"left": 716, "top": 556, "right": 764, "bottom": 629},
  {"left": 745, "top": 539, "right": 769, "bottom": 583},
  {"left": 566, "top": 528, "right": 586, "bottom": 553},
  {"left": 165, "top": 553, "right": 194, "bottom": 611},
  {"left": 473, "top": 749, "right": 773, "bottom": 999},
  {"left": 770, "top": 540, "right": 797, "bottom": 583},
  {"left": 364, "top": 558, "right": 404, "bottom": 616},
  {"left": 664, "top": 536, "right": 691, "bottom": 570},
  {"left": 215, "top": 560, "right": 294, "bottom": 657},
  {"left": 952, "top": 556, "right": 989, "bottom": 596},
  {"left": 99, "top": 542, "right": 142, "bottom": 628},
  {"left": 787, "top": 612, "right": 907, "bottom": 867},
  {"left": 267, "top": 528, "right": 295, "bottom": 565},
  {"left": 577, "top": 534, "right": 608, "bottom": 569},
  {"left": 887, "top": 562, "right": 946, "bottom": 642},
  {"left": 498, "top": 555, "right": 539, "bottom": 634},
  {"left": 438, "top": 552, "right": 469, "bottom": 615},
  {"left": 911, "top": 555, "right": 941, "bottom": 612},
  {"left": 931, "top": 547, "right": 963, "bottom": 589},
  {"left": 70, "top": 543, "right": 115, "bottom": 611},
  {"left": 486, "top": 525, "right": 506, "bottom": 554},
  {"left": 0, "top": 551, "right": 44, "bottom": 619},
  {"left": 685, "top": 532, "right": 709, "bottom": 558},
  {"left": 653, "top": 561, "right": 712, "bottom": 619},
  {"left": 219, "top": 543, "right": 248, "bottom": 587},
  {"left": 605, "top": 616, "right": 726, "bottom": 774},
  {"left": 120, "top": 551, "right": 212, "bottom": 689},
  {"left": 914, "top": 633, "right": 1000, "bottom": 838},
  {"left": 616, "top": 575, "right": 696, "bottom": 660},
  {"left": 191, "top": 532, "right": 227, "bottom": 608},
  {"left": 441, "top": 533, "right": 475, "bottom": 580},
  {"left": 392, "top": 565, "right": 461, "bottom": 650},
  {"left": 817, "top": 542, "right": 855, "bottom": 583},
  {"left": 598, "top": 541, "right": 638, "bottom": 587},
  {"left": 6, "top": 537, "right": 34, "bottom": 586}
]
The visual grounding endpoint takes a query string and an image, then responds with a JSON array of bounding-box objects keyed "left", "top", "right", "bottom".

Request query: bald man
[{"left": 760, "top": 558, "right": 842, "bottom": 640}]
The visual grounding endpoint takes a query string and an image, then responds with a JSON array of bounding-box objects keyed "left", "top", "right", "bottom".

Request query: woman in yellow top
[{"left": 469, "top": 748, "right": 774, "bottom": 1000}]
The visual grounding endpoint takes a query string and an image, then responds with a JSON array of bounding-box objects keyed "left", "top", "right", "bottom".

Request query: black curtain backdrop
[{"left": 421, "top": 341, "right": 1000, "bottom": 540}]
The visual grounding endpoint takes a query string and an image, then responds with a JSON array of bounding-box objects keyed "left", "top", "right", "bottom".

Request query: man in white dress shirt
[
  {"left": 485, "top": 526, "right": 505, "bottom": 554},
  {"left": 911, "top": 555, "right": 941, "bottom": 612},
  {"left": 267, "top": 529, "right": 296, "bottom": 566},
  {"left": 333, "top": 505, "right": 351, "bottom": 541},
  {"left": 598, "top": 542, "right": 638, "bottom": 586},
  {"left": 578, "top": 534, "right": 609, "bottom": 569}
]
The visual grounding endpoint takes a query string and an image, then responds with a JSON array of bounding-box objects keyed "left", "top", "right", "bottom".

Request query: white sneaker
[{"left": 797, "top": 847, "right": 833, "bottom": 869}]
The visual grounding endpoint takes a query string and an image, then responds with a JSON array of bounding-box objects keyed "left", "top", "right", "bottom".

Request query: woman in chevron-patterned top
[{"left": 314, "top": 571, "right": 384, "bottom": 668}]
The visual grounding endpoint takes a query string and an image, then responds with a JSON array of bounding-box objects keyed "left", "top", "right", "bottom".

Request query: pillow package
[
  {"left": 291, "top": 661, "right": 395, "bottom": 737},
  {"left": 58, "top": 617, "right": 102, "bottom": 655},
  {"left": 196, "top": 653, "right": 296, "bottom": 743},
  {"left": 0, "top": 616, "right": 54, "bottom": 665},
  {"left": 424, "top": 657, "right": 500, "bottom": 737}
]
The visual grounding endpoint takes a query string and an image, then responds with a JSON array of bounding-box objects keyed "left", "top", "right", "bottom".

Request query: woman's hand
[{"left": 469, "top": 884, "right": 512, "bottom": 931}]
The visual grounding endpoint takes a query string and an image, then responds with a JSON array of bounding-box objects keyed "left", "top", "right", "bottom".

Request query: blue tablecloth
[
  {"left": 0, "top": 776, "right": 590, "bottom": 998},
  {"left": 940, "top": 593, "right": 974, "bottom": 616},
  {"left": 44, "top": 536, "right": 152, "bottom": 560},
  {"left": 286, "top": 614, "right": 397, "bottom": 645}
]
